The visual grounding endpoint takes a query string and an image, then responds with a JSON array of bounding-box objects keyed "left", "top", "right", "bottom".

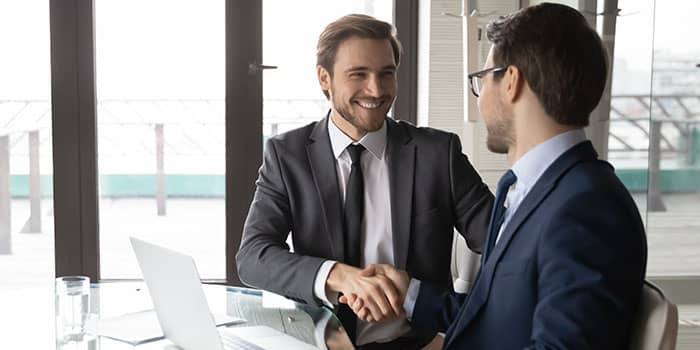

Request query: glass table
[{"left": 56, "top": 282, "right": 352, "bottom": 349}]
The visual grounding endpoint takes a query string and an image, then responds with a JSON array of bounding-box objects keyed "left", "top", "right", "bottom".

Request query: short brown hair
[
  {"left": 486, "top": 3, "right": 607, "bottom": 127},
  {"left": 317, "top": 14, "right": 402, "bottom": 98}
]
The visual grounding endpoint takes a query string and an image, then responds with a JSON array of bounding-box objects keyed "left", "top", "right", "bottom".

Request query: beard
[
  {"left": 335, "top": 105, "right": 385, "bottom": 135},
  {"left": 485, "top": 101, "right": 514, "bottom": 154},
  {"left": 331, "top": 95, "right": 389, "bottom": 135}
]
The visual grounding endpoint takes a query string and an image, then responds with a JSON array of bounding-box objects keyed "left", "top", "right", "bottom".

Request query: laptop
[{"left": 130, "top": 237, "right": 318, "bottom": 350}]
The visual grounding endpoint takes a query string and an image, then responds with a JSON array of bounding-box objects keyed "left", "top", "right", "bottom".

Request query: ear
[
  {"left": 317, "top": 65, "right": 331, "bottom": 91},
  {"left": 503, "top": 65, "right": 524, "bottom": 102}
]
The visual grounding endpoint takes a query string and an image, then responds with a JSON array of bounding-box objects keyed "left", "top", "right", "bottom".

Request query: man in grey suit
[{"left": 236, "top": 14, "right": 493, "bottom": 349}]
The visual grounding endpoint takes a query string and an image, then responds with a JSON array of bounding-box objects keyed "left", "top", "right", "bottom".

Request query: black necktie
[
  {"left": 483, "top": 169, "right": 517, "bottom": 262},
  {"left": 344, "top": 143, "right": 365, "bottom": 268},
  {"left": 338, "top": 143, "right": 365, "bottom": 344}
]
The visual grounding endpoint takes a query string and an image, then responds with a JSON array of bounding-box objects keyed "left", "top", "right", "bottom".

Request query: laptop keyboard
[{"left": 221, "top": 331, "right": 265, "bottom": 350}]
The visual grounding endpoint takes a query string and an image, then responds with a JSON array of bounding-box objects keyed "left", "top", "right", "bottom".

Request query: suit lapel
[
  {"left": 387, "top": 119, "right": 415, "bottom": 270},
  {"left": 444, "top": 141, "right": 599, "bottom": 349},
  {"left": 306, "top": 115, "right": 345, "bottom": 261}
]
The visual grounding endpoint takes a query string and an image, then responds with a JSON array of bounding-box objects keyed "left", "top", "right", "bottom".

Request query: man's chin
[
  {"left": 365, "top": 119, "right": 386, "bottom": 133},
  {"left": 486, "top": 138, "right": 509, "bottom": 154},
  {"left": 355, "top": 113, "right": 386, "bottom": 131}
]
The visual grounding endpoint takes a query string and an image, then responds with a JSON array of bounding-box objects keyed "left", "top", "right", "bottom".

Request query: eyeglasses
[{"left": 467, "top": 66, "right": 506, "bottom": 97}]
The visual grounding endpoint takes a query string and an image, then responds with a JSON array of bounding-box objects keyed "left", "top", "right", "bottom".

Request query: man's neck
[{"left": 507, "top": 112, "right": 578, "bottom": 166}]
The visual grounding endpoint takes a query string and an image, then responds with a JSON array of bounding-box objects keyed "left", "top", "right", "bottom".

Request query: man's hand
[
  {"left": 338, "top": 264, "right": 410, "bottom": 322},
  {"left": 326, "top": 263, "right": 403, "bottom": 322}
]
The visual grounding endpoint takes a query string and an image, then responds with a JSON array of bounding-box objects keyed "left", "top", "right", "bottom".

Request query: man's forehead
[{"left": 335, "top": 38, "right": 395, "bottom": 64}]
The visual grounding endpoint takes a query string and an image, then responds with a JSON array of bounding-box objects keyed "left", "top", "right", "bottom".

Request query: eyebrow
[{"left": 344, "top": 65, "right": 397, "bottom": 73}]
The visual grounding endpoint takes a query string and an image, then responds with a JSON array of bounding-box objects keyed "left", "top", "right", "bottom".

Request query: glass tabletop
[{"left": 55, "top": 282, "right": 352, "bottom": 349}]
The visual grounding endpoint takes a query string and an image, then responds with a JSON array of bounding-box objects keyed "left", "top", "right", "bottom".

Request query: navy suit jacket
[{"left": 412, "top": 141, "right": 647, "bottom": 349}]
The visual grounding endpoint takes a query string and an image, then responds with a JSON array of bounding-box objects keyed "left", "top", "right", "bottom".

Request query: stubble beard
[
  {"left": 485, "top": 102, "right": 513, "bottom": 154},
  {"left": 333, "top": 96, "right": 387, "bottom": 135}
]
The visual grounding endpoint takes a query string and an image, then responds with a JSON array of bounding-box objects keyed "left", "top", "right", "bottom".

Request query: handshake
[{"left": 328, "top": 263, "right": 410, "bottom": 323}]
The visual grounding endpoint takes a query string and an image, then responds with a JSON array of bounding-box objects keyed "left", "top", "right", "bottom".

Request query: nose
[{"left": 364, "top": 74, "right": 383, "bottom": 97}]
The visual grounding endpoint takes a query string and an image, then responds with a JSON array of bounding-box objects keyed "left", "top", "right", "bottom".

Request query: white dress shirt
[
  {"left": 403, "top": 129, "right": 588, "bottom": 318},
  {"left": 312, "top": 117, "right": 411, "bottom": 345}
]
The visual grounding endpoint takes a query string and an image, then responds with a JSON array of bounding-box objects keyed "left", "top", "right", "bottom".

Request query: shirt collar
[
  {"left": 328, "top": 115, "right": 387, "bottom": 160},
  {"left": 511, "top": 129, "right": 587, "bottom": 190}
]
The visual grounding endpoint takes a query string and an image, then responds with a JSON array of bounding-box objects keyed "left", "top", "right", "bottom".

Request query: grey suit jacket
[{"left": 236, "top": 115, "right": 493, "bottom": 305}]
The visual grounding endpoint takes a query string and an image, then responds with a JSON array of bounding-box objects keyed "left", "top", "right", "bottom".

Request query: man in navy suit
[{"left": 342, "top": 3, "right": 648, "bottom": 349}]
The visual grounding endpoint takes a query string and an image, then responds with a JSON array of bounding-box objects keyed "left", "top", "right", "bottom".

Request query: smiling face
[{"left": 318, "top": 36, "right": 397, "bottom": 140}]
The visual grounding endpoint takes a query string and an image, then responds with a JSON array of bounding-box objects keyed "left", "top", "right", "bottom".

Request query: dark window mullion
[
  {"left": 50, "top": 0, "right": 100, "bottom": 280},
  {"left": 226, "top": 0, "right": 263, "bottom": 286},
  {"left": 394, "top": 0, "right": 419, "bottom": 124}
]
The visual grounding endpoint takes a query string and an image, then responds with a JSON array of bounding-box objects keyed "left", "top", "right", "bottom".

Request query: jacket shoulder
[
  {"left": 391, "top": 119, "right": 456, "bottom": 144},
  {"left": 266, "top": 120, "right": 318, "bottom": 150},
  {"left": 559, "top": 159, "right": 620, "bottom": 193}
]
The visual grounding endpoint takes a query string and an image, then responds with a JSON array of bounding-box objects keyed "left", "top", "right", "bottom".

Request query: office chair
[
  {"left": 450, "top": 231, "right": 480, "bottom": 293},
  {"left": 630, "top": 281, "right": 679, "bottom": 350}
]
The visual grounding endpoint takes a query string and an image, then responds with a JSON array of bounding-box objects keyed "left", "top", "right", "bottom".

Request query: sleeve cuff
[
  {"left": 404, "top": 278, "right": 421, "bottom": 320},
  {"left": 313, "top": 260, "right": 338, "bottom": 308}
]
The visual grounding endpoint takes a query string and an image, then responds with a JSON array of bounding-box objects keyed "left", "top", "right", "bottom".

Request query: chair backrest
[
  {"left": 450, "top": 231, "right": 480, "bottom": 293},
  {"left": 630, "top": 281, "right": 679, "bottom": 350}
]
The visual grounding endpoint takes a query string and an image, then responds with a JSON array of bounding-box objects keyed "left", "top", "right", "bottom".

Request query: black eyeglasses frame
[{"left": 467, "top": 66, "right": 507, "bottom": 97}]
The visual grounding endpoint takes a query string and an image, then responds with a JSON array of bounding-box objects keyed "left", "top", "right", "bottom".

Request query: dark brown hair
[
  {"left": 486, "top": 3, "right": 608, "bottom": 127},
  {"left": 317, "top": 14, "right": 402, "bottom": 98}
]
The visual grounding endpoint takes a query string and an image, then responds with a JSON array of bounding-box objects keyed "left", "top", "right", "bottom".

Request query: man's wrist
[
  {"left": 314, "top": 261, "right": 338, "bottom": 307},
  {"left": 399, "top": 270, "right": 410, "bottom": 299},
  {"left": 326, "top": 263, "right": 353, "bottom": 293}
]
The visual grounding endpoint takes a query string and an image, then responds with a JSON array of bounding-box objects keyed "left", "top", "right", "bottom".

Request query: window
[
  {"left": 95, "top": 0, "right": 226, "bottom": 279},
  {"left": 0, "top": 0, "right": 55, "bottom": 347},
  {"left": 607, "top": 0, "right": 700, "bottom": 279},
  {"left": 44, "top": 0, "right": 414, "bottom": 286}
]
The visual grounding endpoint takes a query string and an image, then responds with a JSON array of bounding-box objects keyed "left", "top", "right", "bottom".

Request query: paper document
[
  {"left": 262, "top": 291, "right": 296, "bottom": 309},
  {"left": 91, "top": 310, "right": 245, "bottom": 345}
]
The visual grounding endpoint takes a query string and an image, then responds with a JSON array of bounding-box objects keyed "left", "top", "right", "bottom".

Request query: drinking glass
[{"left": 55, "top": 276, "right": 90, "bottom": 345}]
